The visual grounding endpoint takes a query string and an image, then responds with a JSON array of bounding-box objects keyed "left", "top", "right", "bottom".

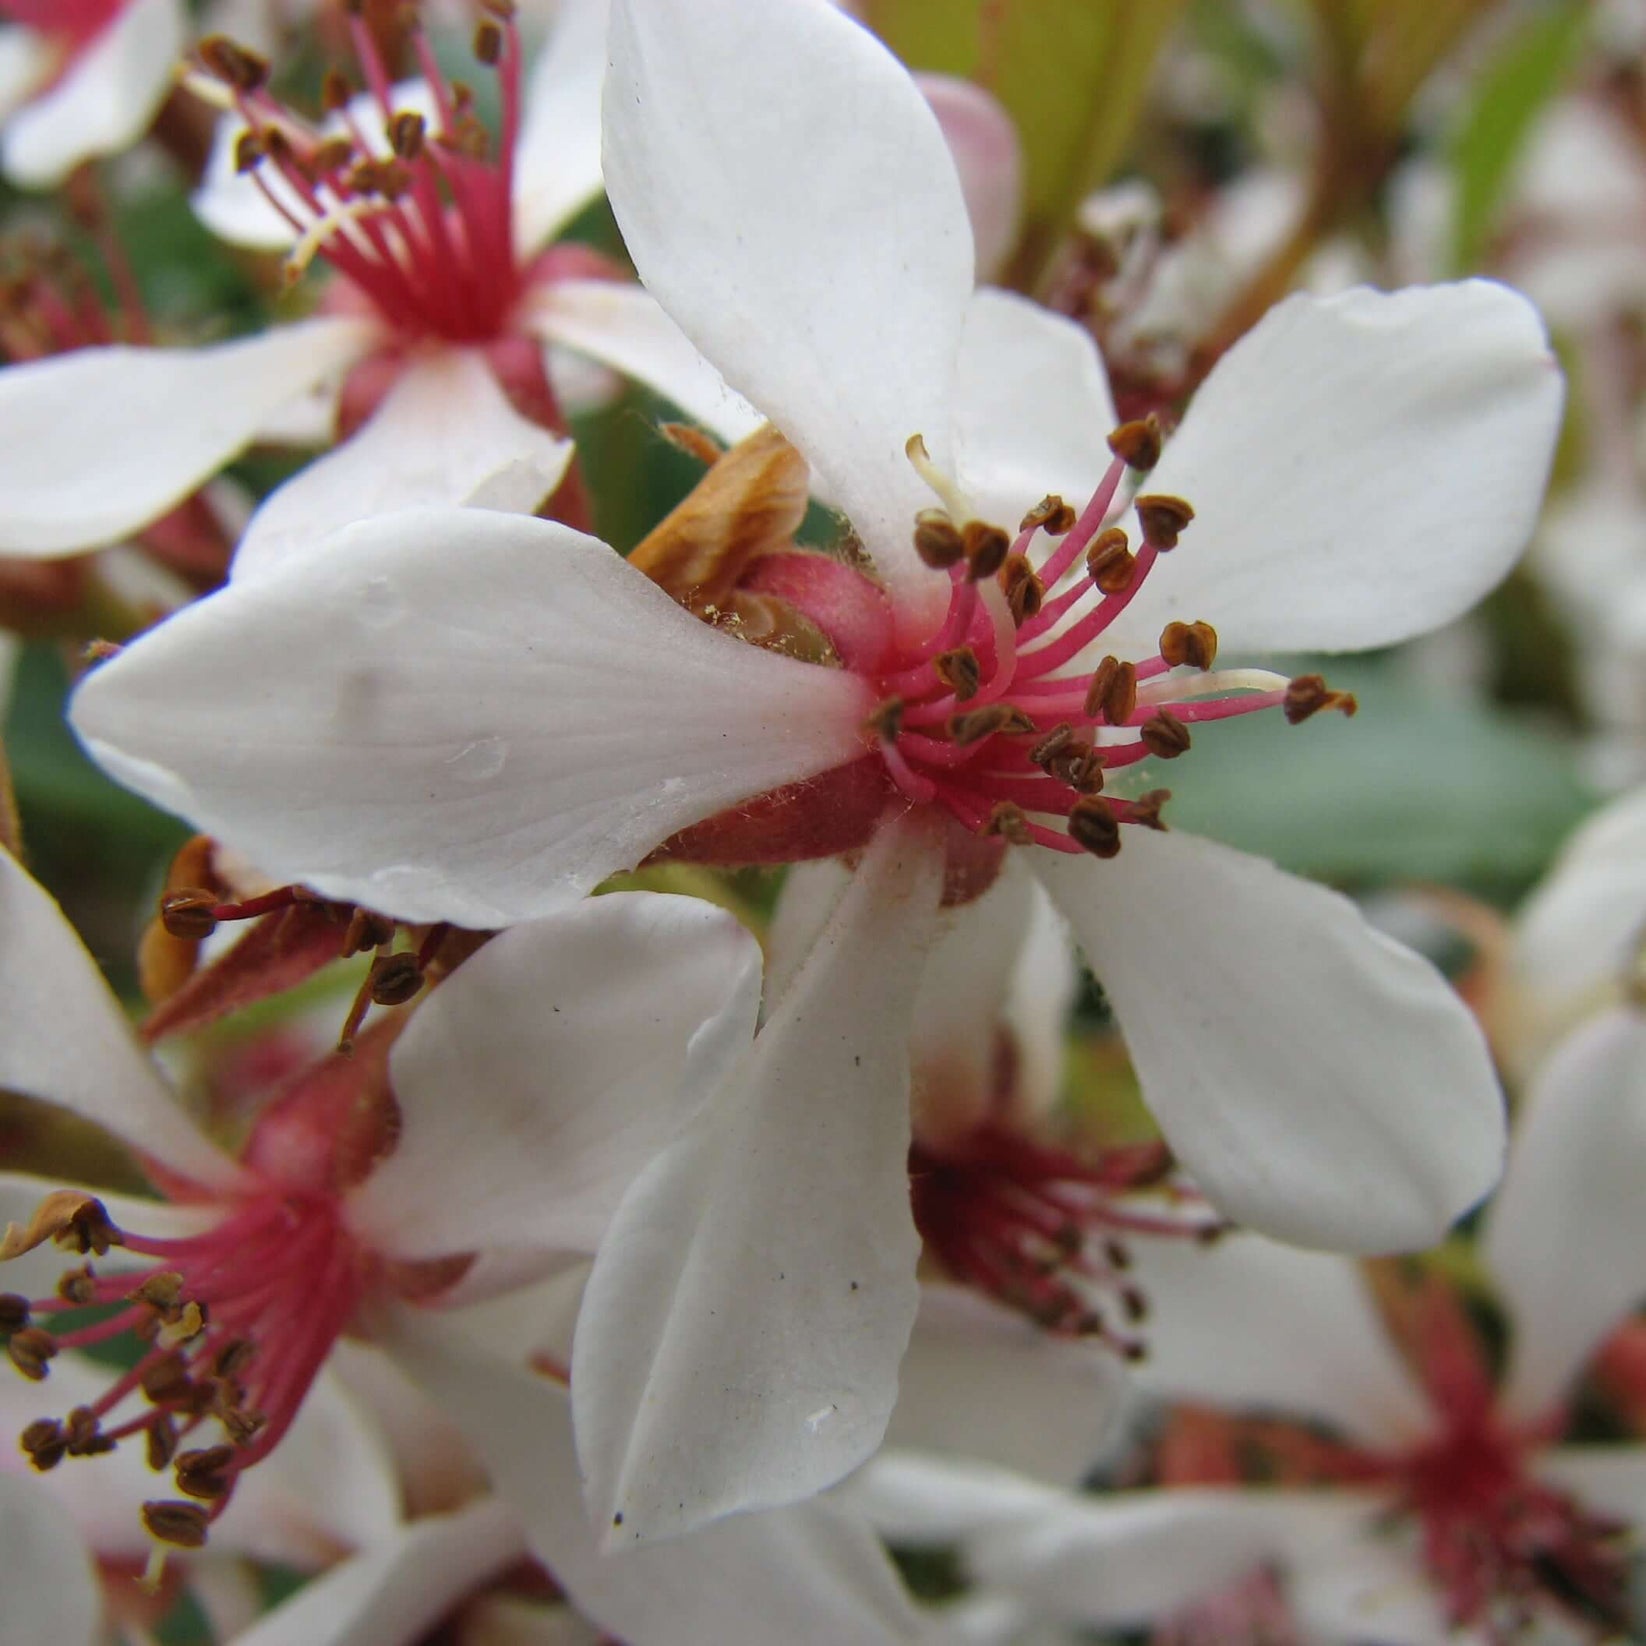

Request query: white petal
[
  {"left": 918, "top": 75, "right": 1022, "bottom": 282},
  {"left": 0, "top": 852, "right": 243, "bottom": 1189},
  {"left": 603, "top": 0, "right": 973, "bottom": 620},
  {"left": 1126, "top": 1233, "right": 1434, "bottom": 1446},
  {"left": 511, "top": 0, "right": 608, "bottom": 256},
  {"left": 1513, "top": 785, "right": 1646, "bottom": 1026},
  {"left": 0, "top": 317, "right": 376, "bottom": 556},
  {"left": 351, "top": 892, "right": 762, "bottom": 1259},
  {"left": 842, "top": 1453, "right": 1072, "bottom": 1547},
  {"left": 71, "top": 507, "right": 874, "bottom": 927},
  {"left": 1004, "top": 872, "right": 1079, "bottom": 1120},
  {"left": 2, "top": 0, "right": 184, "bottom": 188},
  {"left": 384, "top": 1316, "right": 929, "bottom": 1646},
  {"left": 1285, "top": 1528, "right": 1452, "bottom": 1646},
  {"left": 230, "top": 1498, "right": 525, "bottom": 1646},
  {"left": 883, "top": 1286, "right": 1127, "bottom": 1487},
  {"left": 222, "top": 1371, "right": 405, "bottom": 1565},
  {"left": 1533, "top": 1444, "right": 1646, "bottom": 1528},
  {"left": 233, "top": 350, "right": 573, "bottom": 580},
  {"left": 967, "top": 1485, "right": 1375, "bottom": 1630},
  {"left": 0, "top": 1474, "right": 101, "bottom": 1646},
  {"left": 1485, "top": 1008, "right": 1646, "bottom": 1421},
  {"left": 526, "top": 280, "right": 763, "bottom": 446},
  {"left": 951, "top": 290, "right": 1116, "bottom": 533},
  {"left": 572, "top": 814, "right": 943, "bottom": 1544},
  {"left": 1108, "top": 282, "right": 1564, "bottom": 654},
  {"left": 1033, "top": 829, "right": 1506, "bottom": 1252},
  {"left": 0, "top": 28, "right": 51, "bottom": 124}
]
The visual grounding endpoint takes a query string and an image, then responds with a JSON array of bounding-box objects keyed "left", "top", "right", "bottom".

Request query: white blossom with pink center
[
  {"left": 0, "top": 0, "right": 759, "bottom": 570},
  {"left": 0, "top": 0, "right": 183, "bottom": 188},
  {"left": 73, "top": 0, "right": 1562, "bottom": 1548},
  {"left": 857, "top": 1000, "right": 1646, "bottom": 1645},
  {"left": 0, "top": 846, "right": 763, "bottom": 1582}
]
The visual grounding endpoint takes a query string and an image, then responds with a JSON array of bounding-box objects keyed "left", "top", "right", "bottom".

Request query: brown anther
[
  {"left": 64, "top": 1405, "right": 113, "bottom": 1457},
  {"left": 982, "top": 803, "right": 1032, "bottom": 845},
  {"left": 1021, "top": 495, "right": 1077, "bottom": 536},
  {"left": 320, "top": 67, "right": 352, "bottom": 112},
  {"left": 147, "top": 1413, "right": 179, "bottom": 1470},
  {"left": 962, "top": 520, "right": 1011, "bottom": 581},
  {"left": 142, "top": 1500, "right": 210, "bottom": 1549},
  {"left": 1140, "top": 710, "right": 1192, "bottom": 760},
  {"left": 131, "top": 1271, "right": 186, "bottom": 1315},
  {"left": 1104, "top": 1238, "right": 1130, "bottom": 1270},
  {"left": 1067, "top": 798, "right": 1122, "bottom": 859},
  {"left": 0, "top": 1294, "right": 29, "bottom": 1332},
  {"left": 1000, "top": 554, "right": 1044, "bottom": 625},
  {"left": 387, "top": 110, "right": 426, "bottom": 161},
  {"left": 1083, "top": 657, "right": 1137, "bottom": 725},
  {"left": 175, "top": 1444, "right": 236, "bottom": 1501},
  {"left": 933, "top": 648, "right": 981, "bottom": 702},
  {"left": 474, "top": 19, "right": 504, "bottom": 62},
  {"left": 949, "top": 703, "right": 1036, "bottom": 746},
  {"left": 156, "top": 1301, "right": 207, "bottom": 1351},
  {"left": 1029, "top": 724, "right": 1073, "bottom": 766},
  {"left": 1085, "top": 527, "right": 1135, "bottom": 593},
  {"left": 220, "top": 1405, "right": 267, "bottom": 1447},
  {"left": 866, "top": 698, "right": 904, "bottom": 742},
  {"left": 1283, "top": 674, "right": 1359, "bottom": 725},
  {"left": 198, "top": 35, "right": 270, "bottom": 92},
  {"left": 8, "top": 1327, "right": 57, "bottom": 1381},
  {"left": 912, "top": 509, "right": 964, "bottom": 570},
  {"left": 212, "top": 1339, "right": 256, "bottom": 1381},
  {"left": 1159, "top": 620, "right": 1218, "bottom": 671},
  {"left": 1135, "top": 494, "right": 1194, "bottom": 551},
  {"left": 440, "top": 112, "right": 490, "bottom": 162},
  {"left": 160, "top": 889, "right": 219, "bottom": 941},
  {"left": 0, "top": 1193, "right": 121, "bottom": 1261},
  {"left": 140, "top": 1352, "right": 192, "bottom": 1406},
  {"left": 233, "top": 129, "right": 267, "bottom": 173},
  {"left": 1047, "top": 741, "right": 1104, "bottom": 794},
  {"left": 1128, "top": 789, "right": 1171, "bottom": 831},
  {"left": 1107, "top": 415, "right": 1162, "bottom": 471},
  {"left": 21, "top": 1417, "right": 65, "bottom": 1470},
  {"left": 368, "top": 952, "right": 425, "bottom": 1008},
  {"left": 342, "top": 908, "right": 396, "bottom": 956},
  {"left": 311, "top": 135, "right": 355, "bottom": 177}
]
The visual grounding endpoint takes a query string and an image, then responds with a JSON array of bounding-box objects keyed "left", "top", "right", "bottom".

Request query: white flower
[
  {"left": 871, "top": 1001, "right": 1646, "bottom": 1644},
  {"left": 0, "top": 0, "right": 184, "bottom": 189},
  {"left": 0, "top": 846, "right": 761, "bottom": 1570},
  {"left": 73, "top": 0, "right": 1562, "bottom": 1545},
  {"left": 0, "top": 0, "right": 757, "bottom": 570}
]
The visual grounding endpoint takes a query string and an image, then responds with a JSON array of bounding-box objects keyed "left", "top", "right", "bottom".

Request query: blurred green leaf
[
  {"left": 1162, "top": 662, "right": 1593, "bottom": 897},
  {"left": 1447, "top": 0, "right": 1591, "bottom": 272},
  {"left": 863, "top": 0, "right": 1187, "bottom": 290}
]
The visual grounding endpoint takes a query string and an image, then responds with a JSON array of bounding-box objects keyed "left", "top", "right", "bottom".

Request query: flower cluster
[{"left": 0, "top": 0, "right": 1638, "bottom": 1643}]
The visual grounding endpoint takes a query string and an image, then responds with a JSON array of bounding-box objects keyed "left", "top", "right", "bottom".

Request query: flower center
[
  {"left": 198, "top": 5, "right": 533, "bottom": 345},
  {"left": 860, "top": 421, "right": 1354, "bottom": 858},
  {"left": 0, "top": 1185, "right": 366, "bottom": 1564},
  {"left": 1376, "top": 1408, "right": 1631, "bottom": 1639},
  {"left": 910, "top": 1126, "right": 1220, "bottom": 1354}
]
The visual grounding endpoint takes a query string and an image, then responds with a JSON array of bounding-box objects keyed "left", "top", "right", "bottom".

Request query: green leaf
[
  {"left": 863, "top": 0, "right": 1187, "bottom": 289},
  {"left": 1160, "top": 661, "right": 1594, "bottom": 898},
  {"left": 1447, "top": 0, "right": 1592, "bottom": 272}
]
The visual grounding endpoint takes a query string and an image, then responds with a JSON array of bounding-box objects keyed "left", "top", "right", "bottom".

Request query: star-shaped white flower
[
  {"left": 73, "top": 0, "right": 1563, "bottom": 1546},
  {"left": 0, "top": 0, "right": 757, "bottom": 572},
  {"left": 0, "top": 846, "right": 761, "bottom": 1568}
]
